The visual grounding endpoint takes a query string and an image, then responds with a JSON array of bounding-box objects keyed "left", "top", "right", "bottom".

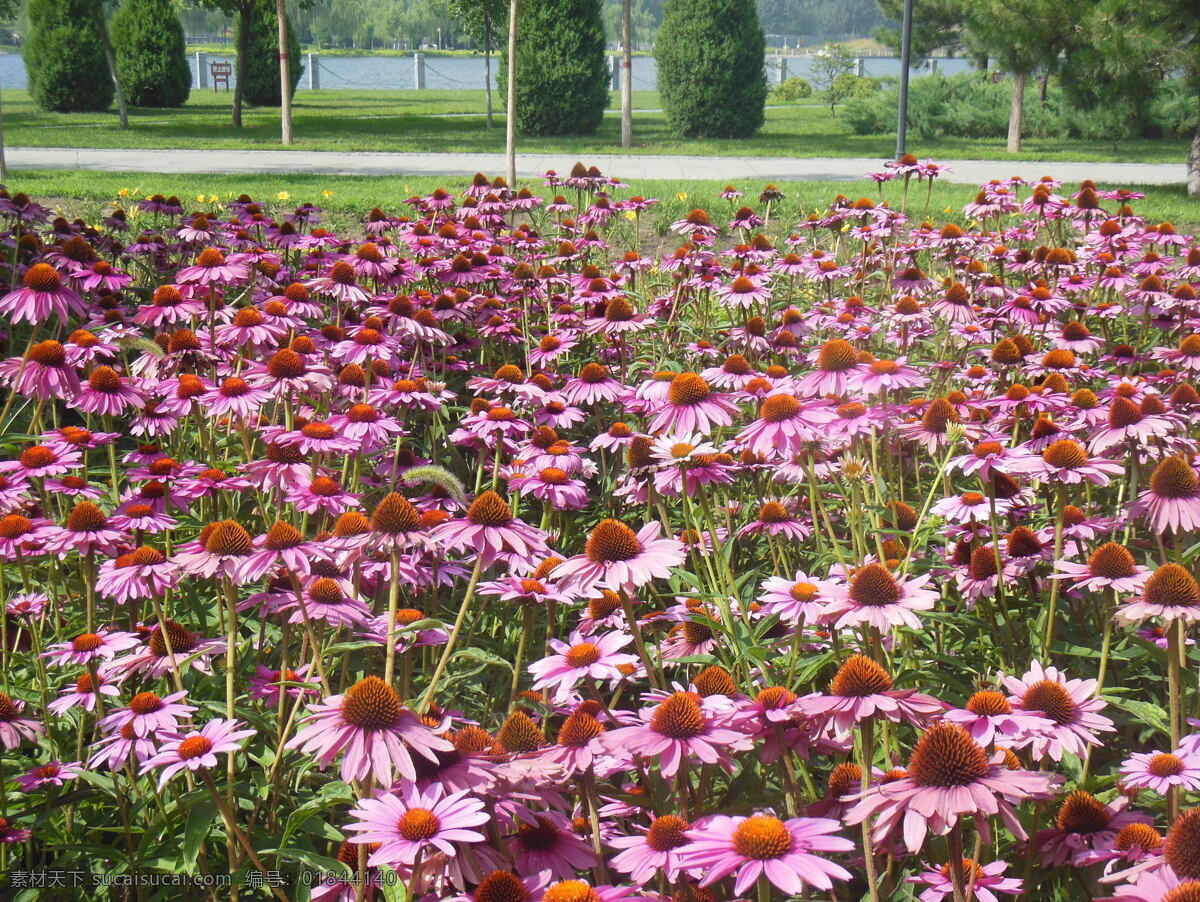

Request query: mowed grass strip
[{"left": 5, "top": 87, "right": 1189, "bottom": 163}]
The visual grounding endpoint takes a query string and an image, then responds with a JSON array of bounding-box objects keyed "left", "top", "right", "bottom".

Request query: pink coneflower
[
  {"left": 609, "top": 814, "right": 693, "bottom": 884},
  {"left": 1001, "top": 660, "right": 1114, "bottom": 761},
  {"left": 0, "top": 262, "right": 84, "bottom": 324},
  {"left": 41, "top": 628, "right": 140, "bottom": 668},
  {"left": 1051, "top": 542, "right": 1151, "bottom": 595},
  {"left": 822, "top": 563, "right": 938, "bottom": 632},
  {"left": 799, "top": 655, "right": 944, "bottom": 734},
  {"left": 552, "top": 519, "right": 684, "bottom": 595},
  {"left": 509, "top": 466, "right": 590, "bottom": 510},
  {"left": 844, "top": 722, "right": 1055, "bottom": 853},
  {"left": 853, "top": 356, "right": 928, "bottom": 396},
  {"left": 756, "top": 571, "right": 830, "bottom": 625},
  {"left": 796, "top": 339, "right": 864, "bottom": 397},
  {"left": 41, "top": 501, "right": 127, "bottom": 557},
  {"left": 1117, "top": 564, "right": 1200, "bottom": 624},
  {"left": 0, "top": 340, "right": 80, "bottom": 400},
  {"left": 0, "top": 692, "right": 45, "bottom": 748},
  {"left": 71, "top": 366, "right": 145, "bottom": 416},
  {"left": 99, "top": 689, "right": 197, "bottom": 738},
  {"left": 508, "top": 813, "right": 598, "bottom": 879},
  {"left": 293, "top": 475, "right": 361, "bottom": 516},
  {"left": 432, "top": 490, "right": 549, "bottom": 569},
  {"left": 738, "top": 500, "right": 811, "bottom": 541},
  {"left": 95, "top": 545, "right": 179, "bottom": 603},
  {"left": 1120, "top": 749, "right": 1200, "bottom": 795},
  {"left": 528, "top": 631, "right": 638, "bottom": 703},
  {"left": 0, "top": 818, "right": 31, "bottom": 844},
  {"left": 647, "top": 373, "right": 738, "bottom": 436},
  {"left": 48, "top": 671, "right": 119, "bottom": 715},
  {"left": 175, "top": 248, "right": 250, "bottom": 285},
  {"left": 677, "top": 812, "right": 852, "bottom": 896},
  {"left": 1035, "top": 791, "right": 1150, "bottom": 869},
  {"left": 1130, "top": 455, "right": 1200, "bottom": 534},
  {"left": 346, "top": 783, "right": 488, "bottom": 867},
  {"left": 735, "top": 393, "right": 833, "bottom": 458},
  {"left": 15, "top": 760, "right": 83, "bottom": 792},
  {"left": 287, "top": 676, "right": 452, "bottom": 784},
  {"left": 140, "top": 718, "right": 255, "bottom": 788},
  {"left": 174, "top": 519, "right": 256, "bottom": 582},
  {"left": 603, "top": 691, "right": 750, "bottom": 777},
  {"left": 249, "top": 664, "right": 318, "bottom": 708},
  {"left": 906, "top": 858, "right": 1022, "bottom": 902},
  {"left": 1011, "top": 438, "right": 1124, "bottom": 486}
]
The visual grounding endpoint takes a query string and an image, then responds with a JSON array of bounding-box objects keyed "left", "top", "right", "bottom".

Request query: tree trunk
[
  {"left": 1006, "top": 70, "right": 1025, "bottom": 153},
  {"left": 484, "top": 13, "right": 493, "bottom": 129},
  {"left": 620, "top": 0, "right": 632, "bottom": 148},
  {"left": 0, "top": 86, "right": 7, "bottom": 180},
  {"left": 505, "top": 0, "right": 518, "bottom": 186},
  {"left": 1189, "top": 105, "right": 1200, "bottom": 198},
  {"left": 277, "top": 0, "right": 292, "bottom": 145},
  {"left": 91, "top": 0, "right": 128, "bottom": 131},
  {"left": 1039, "top": 71, "right": 1049, "bottom": 107},
  {"left": 233, "top": 4, "right": 250, "bottom": 128}
]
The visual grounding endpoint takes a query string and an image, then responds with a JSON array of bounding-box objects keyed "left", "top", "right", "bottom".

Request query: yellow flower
[
  {"left": 277, "top": 191, "right": 290, "bottom": 202},
  {"left": 943, "top": 206, "right": 954, "bottom": 214},
  {"left": 676, "top": 192, "right": 687, "bottom": 201},
  {"left": 196, "top": 194, "right": 206, "bottom": 203},
  {"left": 209, "top": 195, "right": 220, "bottom": 204},
  {"left": 322, "top": 189, "right": 333, "bottom": 198},
  {"left": 840, "top": 223, "right": 851, "bottom": 232},
  {"left": 624, "top": 211, "right": 637, "bottom": 221},
  {"left": 118, "top": 188, "right": 129, "bottom": 197}
]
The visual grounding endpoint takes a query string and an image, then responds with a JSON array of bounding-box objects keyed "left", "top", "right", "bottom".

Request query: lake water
[{"left": 0, "top": 52, "right": 975, "bottom": 93}]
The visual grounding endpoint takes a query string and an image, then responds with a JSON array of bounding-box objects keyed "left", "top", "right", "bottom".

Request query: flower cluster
[{"left": 0, "top": 163, "right": 1198, "bottom": 902}]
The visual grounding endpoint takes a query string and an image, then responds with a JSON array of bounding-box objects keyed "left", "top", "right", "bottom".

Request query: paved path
[{"left": 7, "top": 147, "right": 1186, "bottom": 185}]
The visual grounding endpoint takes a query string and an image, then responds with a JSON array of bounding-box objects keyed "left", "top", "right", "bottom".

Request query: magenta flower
[
  {"left": 0, "top": 263, "right": 84, "bottom": 324},
  {"left": 906, "top": 858, "right": 1022, "bottom": 902},
  {"left": 552, "top": 519, "right": 684, "bottom": 595},
  {"left": 432, "top": 490, "right": 549, "bottom": 569},
  {"left": 647, "top": 373, "right": 738, "bottom": 436},
  {"left": 603, "top": 691, "right": 750, "bottom": 778},
  {"left": 15, "top": 760, "right": 83, "bottom": 792},
  {"left": 798, "top": 655, "right": 945, "bottom": 734},
  {"left": 0, "top": 692, "right": 46, "bottom": 749},
  {"left": 141, "top": 718, "right": 255, "bottom": 788},
  {"left": 677, "top": 812, "right": 852, "bottom": 896},
  {"left": 287, "top": 676, "right": 452, "bottom": 785},
  {"left": 1130, "top": 455, "right": 1200, "bottom": 534},
  {"left": 346, "top": 783, "right": 488, "bottom": 867},
  {"left": 528, "top": 630, "right": 638, "bottom": 703},
  {"left": 41, "top": 628, "right": 140, "bottom": 668},
  {"left": 1001, "top": 660, "right": 1114, "bottom": 761},
  {"left": 1120, "top": 749, "right": 1200, "bottom": 795},
  {"left": 844, "top": 722, "right": 1056, "bottom": 854},
  {"left": 822, "top": 563, "right": 938, "bottom": 632},
  {"left": 99, "top": 690, "right": 196, "bottom": 738}
]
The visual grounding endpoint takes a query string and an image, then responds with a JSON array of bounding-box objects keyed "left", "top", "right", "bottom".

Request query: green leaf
[
  {"left": 378, "top": 865, "right": 409, "bottom": 902},
  {"left": 1106, "top": 696, "right": 1170, "bottom": 737},
  {"left": 181, "top": 800, "right": 217, "bottom": 872}
]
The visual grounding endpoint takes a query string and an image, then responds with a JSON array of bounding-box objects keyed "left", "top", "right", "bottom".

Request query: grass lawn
[
  {"left": 6, "top": 88, "right": 1189, "bottom": 163},
  {"left": 11, "top": 170, "right": 1200, "bottom": 234}
]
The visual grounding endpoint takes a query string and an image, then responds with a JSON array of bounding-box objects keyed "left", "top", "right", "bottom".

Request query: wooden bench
[{"left": 211, "top": 61, "right": 232, "bottom": 91}]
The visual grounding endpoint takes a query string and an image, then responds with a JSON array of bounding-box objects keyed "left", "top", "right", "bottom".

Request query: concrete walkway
[{"left": 7, "top": 146, "right": 1187, "bottom": 186}]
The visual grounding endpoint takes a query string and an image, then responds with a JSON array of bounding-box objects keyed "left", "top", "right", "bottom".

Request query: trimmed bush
[
  {"left": 500, "top": 0, "right": 609, "bottom": 136},
  {"left": 112, "top": 0, "right": 192, "bottom": 108},
  {"left": 656, "top": 0, "right": 768, "bottom": 138},
  {"left": 771, "top": 76, "right": 813, "bottom": 103},
  {"left": 24, "top": 0, "right": 114, "bottom": 113},
  {"left": 237, "top": 0, "right": 302, "bottom": 108}
]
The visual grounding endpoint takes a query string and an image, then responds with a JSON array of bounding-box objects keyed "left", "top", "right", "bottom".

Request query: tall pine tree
[
  {"left": 500, "top": 0, "right": 609, "bottom": 136},
  {"left": 656, "top": 0, "right": 767, "bottom": 138},
  {"left": 112, "top": 0, "right": 192, "bottom": 108},
  {"left": 25, "top": 0, "right": 114, "bottom": 112}
]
